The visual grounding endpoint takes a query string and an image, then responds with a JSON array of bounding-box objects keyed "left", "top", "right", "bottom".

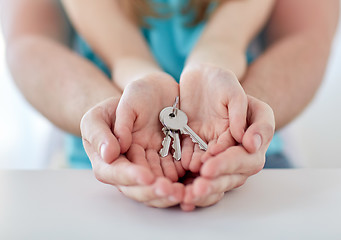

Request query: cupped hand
[
  {"left": 179, "top": 64, "right": 248, "bottom": 173},
  {"left": 180, "top": 95, "right": 275, "bottom": 211},
  {"left": 81, "top": 97, "right": 184, "bottom": 208},
  {"left": 114, "top": 73, "right": 186, "bottom": 182}
]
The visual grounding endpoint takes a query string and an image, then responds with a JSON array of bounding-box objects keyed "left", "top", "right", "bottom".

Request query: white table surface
[{"left": 0, "top": 169, "right": 340, "bottom": 240}]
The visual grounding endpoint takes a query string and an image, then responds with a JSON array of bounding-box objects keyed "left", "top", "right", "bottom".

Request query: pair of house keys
[{"left": 159, "top": 97, "right": 208, "bottom": 161}]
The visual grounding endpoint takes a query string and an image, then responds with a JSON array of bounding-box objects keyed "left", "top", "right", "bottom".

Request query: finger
[
  {"left": 145, "top": 198, "right": 178, "bottom": 208},
  {"left": 146, "top": 149, "right": 165, "bottom": 178},
  {"left": 228, "top": 92, "right": 248, "bottom": 143},
  {"left": 145, "top": 182, "right": 185, "bottom": 208},
  {"left": 202, "top": 130, "right": 236, "bottom": 162},
  {"left": 80, "top": 99, "right": 120, "bottom": 164},
  {"left": 180, "top": 203, "right": 196, "bottom": 212},
  {"left": 212, "top": 129, "right": 236, "bottom": 154},
  {"left": 114, "top": 98, "right": 135, "bottom": 153},
  {"left": 201, "top": 140, "right": 216, "bottom": 163},
  {"left": 201, "top": 146, "right": 265, "bottom": 177},
  {"left": 180, "top": 136, "right": 194, "bottom": 170},
  {"left": 183, "top": 184, "right": 196, "bottom": 204},
  {"left": 160, "top": 153, "right": 179, "bottom": 182},
  {"left": 89, "top": 148, "right": 155, "bottom": 186},
  {"left": 183, "top": 182, "right": 225, "bottom": 208},
  {"left": 126, "top": 144, "right": 150, "bottom": 169},
  {"left": 193, "top": 174, "right": 247, "bottom": 198},
  {"left": 189, "top": 144, "right": 204, "bottom": 173},
  {"left": 174, "top": 160, "right": 186, "bottom": 179},
  {"left": 242, "top": 96, "right": 275, "bottom": 154},
  {"left": 195, "top": 192, "right": 224, "bottom": 208},
  {"left": 118, "top": 177, "right": 173, "bottom": 203}
]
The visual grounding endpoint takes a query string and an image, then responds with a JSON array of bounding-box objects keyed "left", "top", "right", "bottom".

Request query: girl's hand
[
  {"left": 180, "top": 96, "right": 275, "bottom": 211},
  {"left": 81, "top": 97, "right": 184, "bottom": 208},
  {"left": 114, "top": 73, "right": 186, "bottom": 182},
  {"left": 179, "top": 63, "right": 248, "bottom": 173}
]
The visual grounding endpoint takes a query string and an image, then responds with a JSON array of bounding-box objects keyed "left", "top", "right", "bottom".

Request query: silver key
[
  {"left": 159, "top": 128, "right": 172, "bottom": 157},
  {"left": 160, "top": 107, "right": 208, "bottom": 151},
  {"left": 169, "top": 130, "right": 181, "bottom": 161}
]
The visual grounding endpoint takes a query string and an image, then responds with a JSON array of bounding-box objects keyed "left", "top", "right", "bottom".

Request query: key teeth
[
  {"left": 160, "top": 139, "right": 168, "bottom": 157},
  {"left": 185, "top": 133, "right": 207, "bottom": 151},
  {"left": 160, "top": 133, "right": 171, "bottom": 157},
  {"left": 198, "top": 145, "right": 206, "bottom": 151},
  {"left": 189, "top": 134, "right": 199, "bottom": 144},
  {"left": 171, "top": 135, "right": 181, "bottom": 161}
]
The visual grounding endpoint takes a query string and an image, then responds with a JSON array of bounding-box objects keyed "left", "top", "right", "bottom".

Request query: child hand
[
  {"left": 180, "top": 96, "right": 275, "bottom": 211},
  {"left": 179, "top": 63, "right": 248, "bottom": 173},
  {"left": 114, "top": 73, "right": 186, "bottom": 182},
  {"left": 81, "top": 97, "right": 184, "bottom": 208}
]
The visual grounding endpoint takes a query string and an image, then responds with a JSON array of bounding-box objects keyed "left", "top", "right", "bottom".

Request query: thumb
[
  {"left": 242, "top": 96, "right": 275, "bottom": 153},
  {"left": 114, "top": 100, "right": 135, "bottom": 154},
  {"left": 80, "top": 102, "right": 120, "bottom": 164},
  {"left": 228, "top": 93, "right": 248, "bottom": 143}
]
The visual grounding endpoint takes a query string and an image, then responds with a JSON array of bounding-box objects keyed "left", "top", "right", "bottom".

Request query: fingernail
[
  {"left": 100, "top": 143, "right": 107, "bottom": 160},
  {"left": 254, "top": 134, "right": 262, "bottom": 151}
]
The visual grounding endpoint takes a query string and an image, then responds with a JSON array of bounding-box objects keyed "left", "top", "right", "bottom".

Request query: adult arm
[
  {"left": 241, "top": 0, "right": 339, "bottom": 129},
  {"left": 1, "top": 0, "right": 121, "bottom": 136},
  {"left": 61, "top": 0, "right": 163, "bottom": 90}
]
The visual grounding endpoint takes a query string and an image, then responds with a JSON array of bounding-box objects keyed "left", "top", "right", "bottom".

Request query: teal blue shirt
[{"left": 68, "top": 0, "right": 282, "bottom": 168}]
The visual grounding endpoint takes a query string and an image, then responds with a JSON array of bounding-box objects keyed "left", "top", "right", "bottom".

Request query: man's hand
[
  {"left": 81, "top": 97, "right": 184, "bottom": 208},
  {"left": 114, "top": 73, "right": 186, "bottom": 182},
  {"left": 180, "top": 96, "right": 275, "bottom": 211},
  {"left": 179, "top": 63, "right": 248, "bottom": 173}
]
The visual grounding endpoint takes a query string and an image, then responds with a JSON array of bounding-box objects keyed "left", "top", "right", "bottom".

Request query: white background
[{"left": 0, "top": 8, "right": 341, "bottom": 169}]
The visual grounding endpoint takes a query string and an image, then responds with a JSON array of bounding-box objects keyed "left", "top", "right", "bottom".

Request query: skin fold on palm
[
  {"left": 114, "top": 74, "right": 186, "bottom": 182},
  {"left": 179, "top": 64, "right": 248, "bottom": 173},
  {"left": 179, "top": 95, "right": 275, "bottom": 211}
]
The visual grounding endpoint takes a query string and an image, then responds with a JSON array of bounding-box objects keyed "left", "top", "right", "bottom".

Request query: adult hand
[
  {"left": 81, "top": 97, "right": 184, "bottom": 208},
  {"left": 180, "top": 95, "right": 275, "bottom": 211},
  {"left": 114, "top": 73, "right": 186, "bottom": 182},
  {"left": 179, "top": 63, "right": 248, "bottom": 173}
]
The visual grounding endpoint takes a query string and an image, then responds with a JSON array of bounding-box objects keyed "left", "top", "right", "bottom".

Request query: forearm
[
  {"left": 242, "top": 0, "right": 339, "bottom": 130},
  {"left": 242, "top": 32, "right": 333, "bottom": 129},
  {"left": 6, "top": 36, "right": 120, "bottom": 136}
]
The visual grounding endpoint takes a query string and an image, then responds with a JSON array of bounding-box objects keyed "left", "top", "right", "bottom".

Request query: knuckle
[
  {"left": 93, "top": 169, "right": 105, "bottom": 184},
  {"left": 235, "top": 177, "right": 247, "bottom": 189},
  {"left": 250, "top": 154, "right": 266, "bottom": 175}
]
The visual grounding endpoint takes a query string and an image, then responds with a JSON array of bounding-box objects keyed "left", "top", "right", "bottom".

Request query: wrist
[
  {"left": 112, "top": 56, "right": 163, "bottom": 90},
  {"left": 124, "top": 72, "right": 179, "bottom": 106},
  {"left": 130, "top": 71, "right": 178, "bottom": 92},
  {"left": 181, "top": 62, "right": 239, "bottom": 86},
  {"left": 186, "top": 40, "right": 246, "bottom": 79}
]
